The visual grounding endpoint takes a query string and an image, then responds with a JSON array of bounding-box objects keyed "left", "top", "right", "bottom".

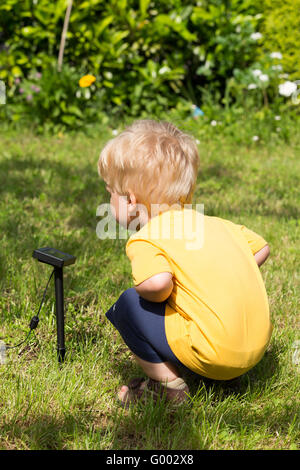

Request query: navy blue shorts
[{"left": 105, "top": 287, "right": 189, "bottom": 371}]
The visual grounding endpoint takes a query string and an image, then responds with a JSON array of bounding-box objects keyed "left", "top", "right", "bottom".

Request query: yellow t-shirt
[{"left": 125, "top": 208, "right": 273, "bottom": 380}]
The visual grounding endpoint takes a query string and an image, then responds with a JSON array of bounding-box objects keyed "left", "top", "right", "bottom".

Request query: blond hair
[{"left": 97, "top": 119, "right": 200, "bottom": 213}]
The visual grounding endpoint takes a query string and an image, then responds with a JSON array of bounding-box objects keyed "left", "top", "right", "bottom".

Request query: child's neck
[{"left": 138, "top": 201, "right": 183, "bottom": 228}]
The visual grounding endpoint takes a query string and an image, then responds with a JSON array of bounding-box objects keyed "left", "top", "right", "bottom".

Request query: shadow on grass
[
  {"left": 1, "top": 152, "right": 299, "bottom": 241},
  {"left": 0, "top": 414, "right": 67, "bottom": 450},
  {"left": 0, "top": 154, "right": 104, "bottom": 221},
  {"left": 0, "top": 411, "right": 107, "bottom": 450}
]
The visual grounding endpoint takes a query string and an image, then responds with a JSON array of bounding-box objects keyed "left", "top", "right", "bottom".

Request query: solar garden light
[
  {"left": 0, "top": 247, "right": 76, "bottom": 365},
  {"left": 32, "top": 247, "right": 76, "bottom": 363}
]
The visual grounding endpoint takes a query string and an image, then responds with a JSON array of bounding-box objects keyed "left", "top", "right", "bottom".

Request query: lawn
[{"left": 0, "top": 115, "right": 299, "bottom": 450}]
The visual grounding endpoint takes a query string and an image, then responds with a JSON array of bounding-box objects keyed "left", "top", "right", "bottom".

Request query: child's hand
[{"left": 254, "top": 245, "right": 270, "bottom": 267}]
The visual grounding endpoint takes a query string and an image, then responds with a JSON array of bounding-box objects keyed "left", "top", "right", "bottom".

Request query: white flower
[
  {"left": 112, "top": 129, "right": 118, "bottom": 135},
  {"left": 271, "top": 65, "right": 282, "bottom": 71},
  {"left": 210, "top": 120, "right": 217, "bottom": 126},
  {"left": 252, "top": 135, "right": 259, "bottom": 141},
  {"left": 252, "top": 69, "right": 262, "bottom": 77},
  {"left": 259, "top": 74, "right": 269, "bottom": 82},
  {"left": 84, "top": 88, "right": 91, "bottom": 99},
  {"left": 276, "top": 127, "right": 281, "bottom": 132},
  {"left": 270, "top": 52, "right": 282, "bottom": 60},
  {"left": 279, "top": 81, "right": 297, "bottom": 97},
  {"left": 275, "top": 115, "right": 281, "bottom": 121},
  {"left": 196, "top": 139, "right": 200, "bottom": 144},
  {"left": 250, "top": 32, "right": 262, "bottom": 40},
  {"left": 248, "top": 83, "right": 257, "bottom": 90},
  {"left": 236, "top": 26, "right": 241, "bottom": 33}
]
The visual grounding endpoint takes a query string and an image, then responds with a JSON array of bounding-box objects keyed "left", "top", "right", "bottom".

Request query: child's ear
[{"left": 127, "top": 190, "right": 137, "bottom": 207}]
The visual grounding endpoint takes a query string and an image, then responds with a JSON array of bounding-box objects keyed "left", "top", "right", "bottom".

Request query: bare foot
[{"left": 118, "top": 385, "right": 129, "bottom": 403}]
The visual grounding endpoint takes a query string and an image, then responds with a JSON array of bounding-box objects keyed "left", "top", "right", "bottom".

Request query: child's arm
[
  {"left": 135, "top": 272, "right": 173, "bottom": 303},
  {"left": 254, "top": 244, "right": 270, "bottom": 267}
]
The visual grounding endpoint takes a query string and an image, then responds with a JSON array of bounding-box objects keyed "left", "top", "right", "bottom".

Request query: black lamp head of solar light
[{"left": 32, "top": 247, "right": 76, "bottom": 269}]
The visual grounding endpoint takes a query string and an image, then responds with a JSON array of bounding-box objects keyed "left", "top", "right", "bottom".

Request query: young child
[{"left": 97, "top": 119, "right": 272, "bottom": 407}]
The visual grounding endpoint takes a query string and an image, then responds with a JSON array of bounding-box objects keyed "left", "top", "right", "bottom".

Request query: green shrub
[
  {"left": 1, "top": 0, "right": 297, "bottom": 132},
  {"left": 0, "top": 2, "right": 263, "bottom": 109},
  {"left": 224, "top": 53, "right": 284, "bottom": 114},
  {"left": 261, "top": 0, "right": 300, "bottom": 81},
  {"left": 3, "top": 62, "right": 109, "bottom": 133}
]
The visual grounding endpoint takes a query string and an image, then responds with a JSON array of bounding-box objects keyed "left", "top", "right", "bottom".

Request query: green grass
[{"left": 0, "top": 113, "right": 299, "bottom": 450}]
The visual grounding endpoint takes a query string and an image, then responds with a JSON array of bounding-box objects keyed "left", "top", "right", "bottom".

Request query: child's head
[{"left": 98, "top": 119, "right": 200, "bottom": 226}]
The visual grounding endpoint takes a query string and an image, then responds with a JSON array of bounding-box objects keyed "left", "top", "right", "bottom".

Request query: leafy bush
[
  {"left": 224, "top": 53, "right": 284, "bottom": 113},
  {"left": 3, "top": 62, "right": 109, "bottom": 133},
  {"left": 261, "top": 0, "right": 300, "bottom": 81},
  {"left": 0, "top": 0, "right": 298, "bottom": 131}
]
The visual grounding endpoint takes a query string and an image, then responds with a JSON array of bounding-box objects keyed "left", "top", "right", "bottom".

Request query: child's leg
[
  {"left": 105, "top": 287, "right": 190, "bottom": 402},
  {"left": 132, "top": 354, "right": 180, "bottom": 382}
]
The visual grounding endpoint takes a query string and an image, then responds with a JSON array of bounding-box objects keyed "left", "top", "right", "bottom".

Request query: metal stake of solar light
[{"left": 32, "top": 247, "right": 76, "bottom": 363}]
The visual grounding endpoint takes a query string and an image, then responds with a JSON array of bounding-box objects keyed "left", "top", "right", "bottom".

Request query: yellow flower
[{"left": 79, "top": 74, "right": 96, "bottom": 88}]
